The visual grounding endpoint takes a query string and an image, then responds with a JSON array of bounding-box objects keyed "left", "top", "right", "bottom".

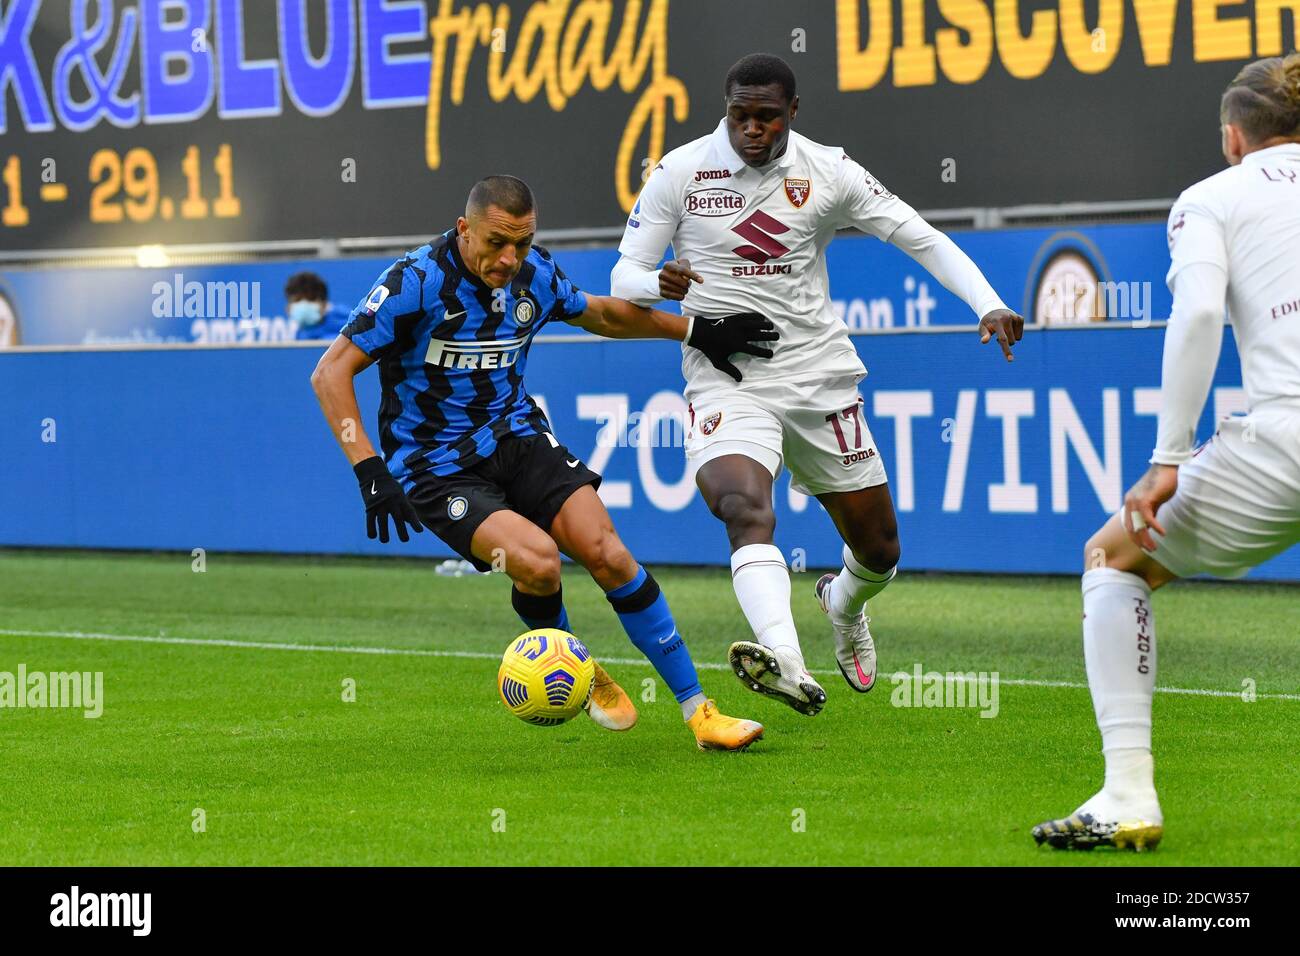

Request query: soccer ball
[{"left": 497, "top": 628, "right": 595, "bottom": 726}]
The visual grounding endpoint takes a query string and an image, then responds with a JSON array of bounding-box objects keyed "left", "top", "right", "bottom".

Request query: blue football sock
[
  {"left": 511, "top": 585, "right": 570, "bottom": 632},
  {"left": 605, "top": 566, "right": 703, "bottom": 703}
]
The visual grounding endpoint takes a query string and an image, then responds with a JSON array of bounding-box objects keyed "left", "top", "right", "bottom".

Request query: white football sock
[
  {"left": 730, "top": 544, "right": 803, "bottom": 662},
  {"left": 828, "top": 544, "right": 896, "bottom": 623},
  {"left": 1081, "top": 568, "right": 1161, "bottom": 819}
]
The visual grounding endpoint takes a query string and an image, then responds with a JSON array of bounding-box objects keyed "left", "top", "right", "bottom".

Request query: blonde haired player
[
  {"left": 1034, "top": 55, "right": 1300, "bottom": 850},
  {"left": 612, "top": 54, "right": 1021, "bottom": 713}
]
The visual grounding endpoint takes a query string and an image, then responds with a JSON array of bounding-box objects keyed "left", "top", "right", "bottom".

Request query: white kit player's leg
[
  {"left": 777, "top": 375, "right": 897, "bottom": 693},
  {"left": 816, "top": 546, "right": 894, "bottom": 692},
  {"left": 1034, "top": 567, "right": 1164, "bottom": 851},
  {"left": 728, "top": 545, "right": 826, "bottom": 716},
  {"left": 1080, "top": 568, "right": 1162, "bottom": 823},
  {"left": 687, "top": 387, "right": 826, "bottom": 715},
  {"left": 1037, "top": 407, "right": 1300, "bottom": 850}
]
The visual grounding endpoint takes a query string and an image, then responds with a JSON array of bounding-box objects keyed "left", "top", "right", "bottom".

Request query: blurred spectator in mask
[{"left": 286, "top": 271, "right": 349, "bottom": 341}]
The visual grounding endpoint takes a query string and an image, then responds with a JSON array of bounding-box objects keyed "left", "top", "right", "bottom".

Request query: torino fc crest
[{"left": 784, "top": 178, "right": 811, "bottom": 208}]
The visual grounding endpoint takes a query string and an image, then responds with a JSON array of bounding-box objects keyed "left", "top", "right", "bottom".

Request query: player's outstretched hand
[
  {"left": 979, "top": 308, "right": 1024, "bottom": 361},
  {"left": 354, "top": 456, "right": 424, "bottom": 544},
  {"left": 1121, "top": 463, "right": 1178, "bottom": 552},
  {"left": 659, "top": 259, "right": 704, "bottom": 301},
  {"left": 687, "top": 311, "right": 780, "bottom": 382}
]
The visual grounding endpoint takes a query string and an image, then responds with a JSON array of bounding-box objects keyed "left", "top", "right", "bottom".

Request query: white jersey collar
[{"left": 1240, "top": 142, "right": 1300, "bottom": 166}]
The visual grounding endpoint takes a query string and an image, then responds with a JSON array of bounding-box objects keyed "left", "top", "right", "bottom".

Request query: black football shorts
[{"left": 406, "top": 432, "right": 601, "bottom": 571}]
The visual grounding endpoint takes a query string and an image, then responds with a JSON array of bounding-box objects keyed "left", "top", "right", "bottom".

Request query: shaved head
[{"left": 466, "top": 175, "right": 535, "bottom": 220}]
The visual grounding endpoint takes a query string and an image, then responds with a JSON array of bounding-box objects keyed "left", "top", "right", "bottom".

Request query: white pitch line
[{"left": 1, "top": 627, "right": 1297, "bottom": 702}]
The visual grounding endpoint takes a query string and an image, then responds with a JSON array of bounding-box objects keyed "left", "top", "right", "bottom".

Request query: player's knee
[
  {"left": 870, "top": 540, "right": 901, "bottom": 573},
  {"left": 850, "top": 536, "right": 900, "bottom": 574},
  {"left": 708, "top": 490, "right": 774, "bottom": 539},
  {"left": 1083, "top": 533, "right": 1109, "bottom": 571},
  {"left": 581, "top": 530, "right": 635, "bottom": 587},
  {"left": 512, "top": 540, "right": 562, "bottom": 594}
]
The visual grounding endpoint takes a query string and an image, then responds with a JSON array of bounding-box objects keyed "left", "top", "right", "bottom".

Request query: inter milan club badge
[
  {"left": 447, "top": 496, "right": 469, "bottom": 520},
  {"left": 514, "top": 297, "right": 536, "bottom": 326},
  {"left": 784, "top": 178, "right": 811, "bottom": 208}
]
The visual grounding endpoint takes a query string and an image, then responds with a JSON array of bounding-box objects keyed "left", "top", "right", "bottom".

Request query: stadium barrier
[
  {"left": 3, "top": 324, "right": 1294, "bottom": 581},
  {"left": 0, "top": 221, "right": 1171, "bottom": 346}
]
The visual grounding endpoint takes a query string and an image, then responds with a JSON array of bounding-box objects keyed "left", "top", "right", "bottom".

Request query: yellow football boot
[
  {"left": 584, "top": 660, "right": 638, "bottom": 731},
  {"left": 686, "top": 699, "right": 764, "bottom": 751}
]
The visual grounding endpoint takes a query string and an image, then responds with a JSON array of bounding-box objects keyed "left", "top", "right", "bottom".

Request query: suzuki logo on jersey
[
  {"left": 363, "top": 285, "right": 390, "bottom": 315},
  {"left": 693, "top": 168, "right": 732, "bottom": 182},
  {"left": 685, "top": 188, "right": 744, "bottom": 217},
  {"left": 730, "top": 210, "right": 793, "bottom": 273},
  {"left": 425, "top": 335, "right": 527, "bottom": 370},
  {"left": 784, "top": 178, "right": 811, "bottom": 208}
]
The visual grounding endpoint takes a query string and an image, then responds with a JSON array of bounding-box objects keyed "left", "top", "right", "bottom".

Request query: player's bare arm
[
  {"left": 310, "top": 336, "right": 424, "bottom": 544},
  {"left": 310, "top": 336, "right": 378, "bottom": 464},
  {"left": 568, "top": 296, "right": 688, "bottom": 340},
  {"left": 572, "top": 295, "right": 779, "bottom": 381}
]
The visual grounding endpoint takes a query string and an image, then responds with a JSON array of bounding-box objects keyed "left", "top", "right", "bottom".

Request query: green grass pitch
[{"left": 0, "top": 549, "right": 1295, "bottom": 866}]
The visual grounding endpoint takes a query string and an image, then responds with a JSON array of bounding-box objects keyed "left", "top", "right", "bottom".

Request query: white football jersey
[
  {"left": 616, "top": 118, "right": 917, "bottom": 391},
  {"left": 1166, "top": 143, "right": 1300, "bottom": 410}
]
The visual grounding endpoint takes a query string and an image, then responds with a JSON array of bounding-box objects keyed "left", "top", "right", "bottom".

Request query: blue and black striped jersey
[{"left": 341, "top": 229, "right": 588, "bottom": 481}]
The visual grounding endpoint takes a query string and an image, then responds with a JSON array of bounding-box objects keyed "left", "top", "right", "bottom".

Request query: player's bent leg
[
  {"left": 548, "top": 486, "right": 762, "bottom": 749},
  {"left": 813, "top": 484, "right": 902, "bottom": 693},
  {"left": 698, "top": 455, "right": 824, "bottom": 713},
  {"left": 1034, "top": 512, "right": 1176, "bottom": 851}
]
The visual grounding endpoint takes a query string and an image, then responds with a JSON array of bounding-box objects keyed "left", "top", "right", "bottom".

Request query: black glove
[
  {"left": 354, "top": 456, "right": 424, "bottom": 544},
  {"left": 686, "top": 312, "right": 779, "bottom": 382}
]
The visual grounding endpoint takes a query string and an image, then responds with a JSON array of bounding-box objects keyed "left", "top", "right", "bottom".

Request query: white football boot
[
  {"left": 727, "top": 641, "right": 827, "bottom": 716},
  {"left": 815, "top": 573, "right": 878, "bottom": 693}
]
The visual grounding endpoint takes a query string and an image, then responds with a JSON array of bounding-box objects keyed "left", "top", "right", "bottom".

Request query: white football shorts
[
  {"left": 1145, "top": 401, "right": 1300, "bottom": 579},
  {"left": 684, "top": 375, "right": 888, "bottom": 496}
]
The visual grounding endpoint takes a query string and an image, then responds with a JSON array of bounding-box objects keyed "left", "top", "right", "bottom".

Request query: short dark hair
[
  {"left": 724, "top": 53, "right": 796, "bottom": 104},
  {"left": 284, "top": 271, "right": 327, "bottom": 302},
  {"left": 466, "top": 175, "right": 536, "bottom": 218}
]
